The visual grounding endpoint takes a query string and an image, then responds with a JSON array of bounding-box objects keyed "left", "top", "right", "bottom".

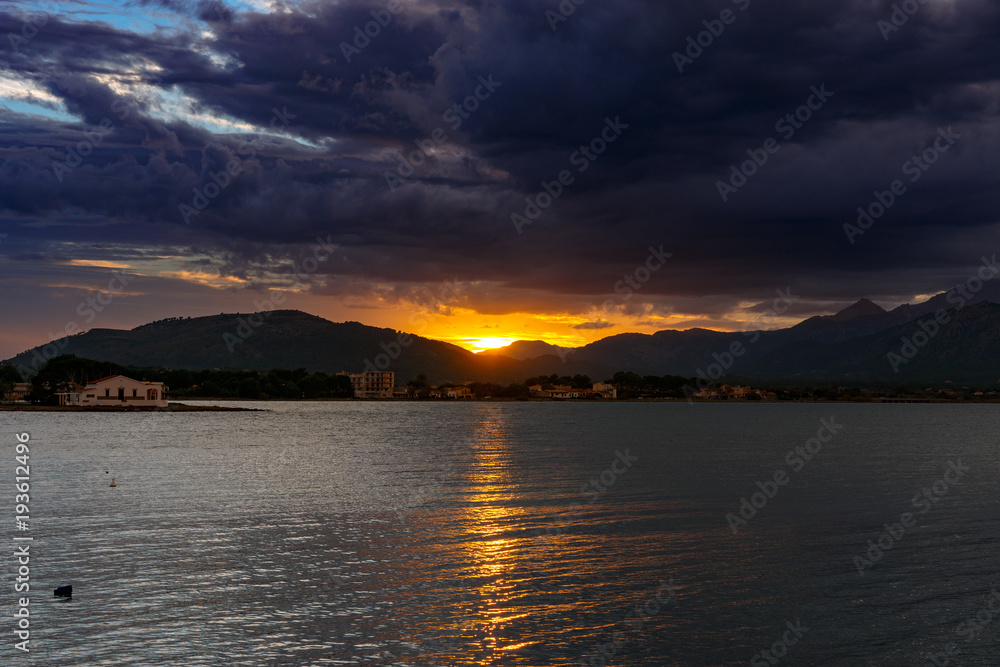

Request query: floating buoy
[
  {"left": 54, "top": 585, "right": 72, "bottom": 598},
  {"left": 109, "top": 478, "right": 117, "bottom": 487}
]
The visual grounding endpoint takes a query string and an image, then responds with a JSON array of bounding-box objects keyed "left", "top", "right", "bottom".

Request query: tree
[
  {"left": 238, "top": 377, "right": 261, "bottom": 399},
  {"left": 610, "top": 371, "right": 643, "bottom": 388},
  {"left": 0, "top": 364, "right": 23, "bottom": 400},
  {"left": 299, "top": 373, "right": 325, "bottom": 399},
  {"left": 326, "top": 373, "right": 354, "bottom": 398},
  {"left": 27, "top": 355, "right": 128, "bottom": 405},
  {"left": 505, "top": 383, "right": 531, "bottom": 399},
  {"left": 199, "top": 380, "right": 226, "bottom": 398},
  {"left": 407, "top": 374, "right": 430, "bottom": 397}
]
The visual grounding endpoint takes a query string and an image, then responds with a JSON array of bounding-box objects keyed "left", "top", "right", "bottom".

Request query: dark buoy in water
[
  {"left": 54, "top": 585, "right": 72, "bottom": 598},
  {"left": 109, "top": 478, "right": 117, "bottom": 487}
]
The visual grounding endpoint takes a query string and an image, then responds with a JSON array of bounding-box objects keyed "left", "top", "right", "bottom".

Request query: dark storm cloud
[
  {"left": 3, "top": 0, "right": 1000, "bottom": 317},
  {"left": 573, "top": 320, "right": 615, "bottom": 330}
]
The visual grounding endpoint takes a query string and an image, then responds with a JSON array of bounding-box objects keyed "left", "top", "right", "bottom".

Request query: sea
[{"left": 2, "top": 402, "right": 999, "bottom": 665}]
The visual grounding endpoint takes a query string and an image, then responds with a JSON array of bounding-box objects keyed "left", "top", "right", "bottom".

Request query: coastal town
[
  {"left": 3, "top": 365, "right": 769, "bottom": 403},
  {"left": 348, "top": 369, "right": 780, "bottom": 400},
  {"left": 336, "top": 370, "right": 622, "bottom": 400},
  {"left": 2, "top": 359, "right": 996, "bottom": 405}
]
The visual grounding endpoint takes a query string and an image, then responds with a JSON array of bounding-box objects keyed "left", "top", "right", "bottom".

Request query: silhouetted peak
[{"left": 830, "top": 298, "right": 886, "bottom": 322}]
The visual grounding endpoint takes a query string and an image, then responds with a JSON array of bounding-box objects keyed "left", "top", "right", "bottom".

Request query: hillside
[
  {"left": 743, "top": 302, "right": 1000, "bottom": 383},
  {"left": 5, "top": 311, "right": 528, "bottom": 385},
  {"left": 7, "top": 288, "right": 1000, "bottom": 386}
]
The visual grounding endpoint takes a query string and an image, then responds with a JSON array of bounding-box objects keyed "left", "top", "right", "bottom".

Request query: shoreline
[
  {"left": 0, "top": 403, "right": 263, "bottom": 412},
  {"left": 2, "top": 398, "right": 990, "bottom": 410},
  {"left": 98, "top": 397, "right": 999, "bottom": 404}
]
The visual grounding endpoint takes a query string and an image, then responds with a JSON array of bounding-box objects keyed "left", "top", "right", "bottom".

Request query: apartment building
[{"left": 344, "top": 371, "right": 395, "bottom": 398}]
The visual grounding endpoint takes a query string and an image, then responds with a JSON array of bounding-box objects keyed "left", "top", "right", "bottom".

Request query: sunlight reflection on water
[{"left": 3, "top": 402, "right": 999, "bottom": 665}]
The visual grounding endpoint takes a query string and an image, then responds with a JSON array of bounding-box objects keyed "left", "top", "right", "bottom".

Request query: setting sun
[{"left": 469, "top": 337, "right": 518, "bottom": 353}]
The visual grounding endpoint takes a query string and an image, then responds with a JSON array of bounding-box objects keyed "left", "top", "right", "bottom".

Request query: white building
[
  {"left": 549, "top": 388, "right": 596, "bottom": 399},
  {"left": 344, "top": 371, "right": 395, "bottom": 398},
  {"left": 56, "top": 375, "right": 167, "bottom": 407}
]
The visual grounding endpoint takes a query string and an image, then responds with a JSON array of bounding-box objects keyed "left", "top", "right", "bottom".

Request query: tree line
[
  {"left": 10, "top": 355, "right": 353, "bottom": 404},
  {"left": 5, "top": 354, "right": 805, "bottom": 403}
]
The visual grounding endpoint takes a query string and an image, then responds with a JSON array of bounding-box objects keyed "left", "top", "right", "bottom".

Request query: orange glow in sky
[
  {"left": 271, "top": 294, "right": 809, "bottom": 355},
  {"left": 410, "top": 307, "right": 808, "bottom": 354},
  {"left": 467, "top": 337, "right": 519, "bottom": 353},
  {"left": 11, "top": 260, "right": 815, "bottom": 362}
]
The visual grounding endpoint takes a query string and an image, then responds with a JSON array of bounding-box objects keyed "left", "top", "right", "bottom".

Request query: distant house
[
  {"left": 342, "top": 371, "right": 394, "bottom": 398},
  {"left": 444, "top": 386, "right": 474, "bottom": 399},
  {"left": 56, "top": 375, "right": 167, "bottom": 407},
  {"left": 593, "top": 382, "right": 617, "bottom": 399},
  {"left": 530, "top": 383, "right": 615, "bottom": 399},
  {"left": 3, "top": 382, "right": 31, "bottom": 402},
  {"left": 697, "top": 385, "right": 771, "bottom": 400},
  {"left": 549, "top": 388, "right": 591, "bottom": 399},
  {"left": 536, "top": 384, "right": 571, "bottom": 398}
]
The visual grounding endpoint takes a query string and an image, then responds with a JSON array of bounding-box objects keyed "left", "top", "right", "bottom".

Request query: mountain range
[{"left": 6, "top": 279, "right": 1000, "bottom": 385}]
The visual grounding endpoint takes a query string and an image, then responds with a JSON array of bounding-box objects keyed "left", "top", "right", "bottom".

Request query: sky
[{"left": 1, "top": 0, "right": 999, "bottom": 359}]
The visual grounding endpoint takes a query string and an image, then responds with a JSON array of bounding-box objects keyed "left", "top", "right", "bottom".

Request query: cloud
[
  {"left": 2, "top": 0, "right": 1000, "bottom": 345},
  {"left": 572, "top": 320, "right": 615, "bottom": 330}
]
